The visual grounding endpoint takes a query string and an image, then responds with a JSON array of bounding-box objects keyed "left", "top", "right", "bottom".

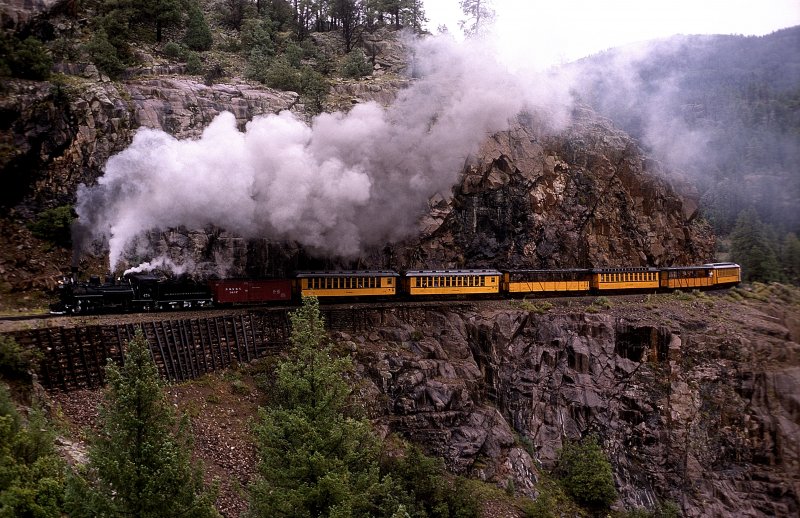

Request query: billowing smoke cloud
[{"left": 74, "top": 34, "right": 568, "bottom": 273}]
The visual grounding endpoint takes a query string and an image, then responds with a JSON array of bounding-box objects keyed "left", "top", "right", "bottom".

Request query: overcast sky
[{"left": 424, "top": 0, "right": 800, "bottom": 68}]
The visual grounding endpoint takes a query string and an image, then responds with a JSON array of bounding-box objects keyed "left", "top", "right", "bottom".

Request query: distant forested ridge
[{"left": 572, "top": 26, "right": 800, "bottom": 282}]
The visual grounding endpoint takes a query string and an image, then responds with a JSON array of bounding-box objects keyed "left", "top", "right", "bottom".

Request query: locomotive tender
[{"left": 51, "top": 263, "right": 741, "bottom": 315}]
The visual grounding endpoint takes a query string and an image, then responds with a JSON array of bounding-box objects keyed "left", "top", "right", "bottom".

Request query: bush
[
  {"left": 299, "top": 66, "right": 328, "bottom": 113},
  {"left": 162, "top": 42, "right": 186, "bottom": 60},
  {"left": 555, "top": 435, "right": 617, "bottom": 511},
  {"left": 84, "top": 29, "right": 125, "bottom": 78},
  {"left": 0, "top": 384, "right": 66, "bottom": 517},
  {"left": 186, "top": 52, "right": 203, "bottom": 74},
  {"left": 240, "top": 19, "right": 274, "bottom": 56},
  {"left": 0, "top": 33, "right": 53, "bottom": 80},
  {"left": 284, "top": 42, "right": 304, "bottom": 67},
  {"left": 262, "top": 56, "right": 301, "bottom": 92},
  {"left": 27, "top": 205, "right": 74, "bottom": 247},
  {"left": 341, "top": 48, "right": 372, "bottom": 78},
  {"left": 0, "top": 336, "right": 42, "bottom": 381}
]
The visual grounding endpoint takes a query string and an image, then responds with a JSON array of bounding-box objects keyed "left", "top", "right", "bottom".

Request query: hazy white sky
[{"left": 424, "top": 0, "right": 800, "bottom": 67}]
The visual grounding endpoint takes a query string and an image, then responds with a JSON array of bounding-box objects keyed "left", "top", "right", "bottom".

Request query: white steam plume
[{"left": 74, "top": 35, "right": 568, "bottom": 272}]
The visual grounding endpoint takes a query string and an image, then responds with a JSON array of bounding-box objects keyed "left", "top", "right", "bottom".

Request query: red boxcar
[{"left": 209, "top": 279, "right": 293, "bottom": 304}]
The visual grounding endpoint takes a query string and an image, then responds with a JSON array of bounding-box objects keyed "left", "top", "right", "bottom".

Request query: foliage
[
  {"left": 183, "top": 1, "right": 214, "bottom": 51},
  {"left": 65, "top": 329, "right": 219, "bottom": 518},
  {"left": 186, "top": 51, "right": 203, "bottom": 74},
  {"left": 555, "top": 435, "right": 617, "bottom": 512},
  {"left": 299, "top": 66, "right": 329, "bottom": 113},
  {"left": 284, "top": 41, "right": 305, "bottom": 67},
  {"left": 458, "top": 0, "right": 495, "bottom": 37},
  {"left": 382, "top": 445, "right": 480, "bottom": 518},
  {"left": 162, "top": 41, "right": 185, "bottom": 60},
  {"left": 240, "top": 18, "right": 275, "bottom": 56},
  {"left": 0, "top": 33, "right": 53, "bottom": 80},
  {"left": 83, "top": 29, "right": 126, "bottom": 78},
  {"left": 781, "top": 232, "right": 800, "bottom": 284},
  {"left": 0, "top": 384, "right": 66, "bottom": 517},
  {"left": 135, "top": 0, "right": 183, "bottom": 43},
  {"left": 730, "top": 208, "right": 781, "bottom": 282},
  {"left": 0, "top": 336, "right": 42, "bottom": 382},
  {"left": 261, "top": 56, "right": 302, "bottom": 91},
  {"left": 248, "top": 296, "right": 397, "bottom": 517},
  {"left": 341, "top": 48, "right": 372, "bottom": 78},
  {"left": 27, "top": 205, "right": 74, "bottom": 247},
  {"left": 217, "top": 0, "right": 257, "bottom": 31}
]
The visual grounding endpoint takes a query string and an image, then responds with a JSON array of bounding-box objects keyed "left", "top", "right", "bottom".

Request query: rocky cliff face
[
  {"left": 387, "top": 109, "right": 713, "bottom": 270},
  {"left": 346, "top": 287, "right": 800, "bottom": 516}
]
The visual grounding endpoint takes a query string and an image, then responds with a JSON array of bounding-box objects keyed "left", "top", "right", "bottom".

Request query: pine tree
[
  {"left": 0, "top": 384, "right": 66, "bottom": 517},
  {"left": 247, "top": 296, "right": 393, "bottom": 517},
  {"left": 730, "top": 208, "right": 781, "bottom": 282},
  {"left": 458, "top": 0, "right": 494, "bottom": 37},
  {"left": 65, "top": 329, "right": 219, "bottom": 518},
  {"left": 183, "top": 1, "right": 213, "bottom": 51},
  {"left": 781, "top": 232, "right": 800, "bottom": 284}
]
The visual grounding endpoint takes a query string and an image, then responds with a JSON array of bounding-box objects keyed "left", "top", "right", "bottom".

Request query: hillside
[
  {"left": 30, "top": 285, "right": 800, "bottom": 517},
  {"left": 1, "top": 1, "right": 799, "bottom": 517},
  {"left": 570, "top": 28, "right": 800, "bottom": 256}
]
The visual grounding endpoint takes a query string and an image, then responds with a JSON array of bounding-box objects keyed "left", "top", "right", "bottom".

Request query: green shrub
[
  {"left": 341, "top": 48, "right": 372, "bottom": 78},
  {"left": 185, "top": 52, "right": 202, "bottom": 74},
  {"left": 240, "top": 19, "right": 275, "bottom": 56},
  {"left": 594, "top": 296, "right": 612, "bottom": 309},
  {"left": 299, "top": 66, "right": 328, "bottom": 112},
  {"left": 230, "top": 379, "right": 248, "bottom": 395},
  {"left": 0, "top": 33, "right": 53, "bottom": 80},
  {"left": 555, "top": 435, "right": 617, "bottom": 512},
  {"left": 162, "top": 42, "right": 185, "bottom": 60},
  {"left": 84, "top": 29, "right": 125, "bottom": 78},
  {"left": 27, "top": 205, "right": 74, "bottom": 247},
  {"left": 284, "top": 42, "right": 304, "bottom": 67},
  {"left": 0, "top": 384, "right": 66, "bottom": 517},
  {"left": 262, "top": 56, "right": 301, "bottom": 92},
  {"left": 0, "top": 335, "right": 43, "bottom": 381},
  {"left": 203, "top": 61, "right": 226, "bottom": 85}
]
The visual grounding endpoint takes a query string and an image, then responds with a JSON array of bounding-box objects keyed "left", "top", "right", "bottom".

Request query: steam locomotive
[{"left": 50, "top": 263, "right": 741, "bottom": 315}]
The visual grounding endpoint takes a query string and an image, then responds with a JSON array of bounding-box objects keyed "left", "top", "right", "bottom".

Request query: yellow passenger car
[
  {"left": 404, "top": 269, "right": 501, "bottom": 297},
  {"left": 659, "top": 266, "right": 714, "bottom": 289},
  {"left": 591, "top": 268, "right": 660, "bottom": 291},
  {"left": 706, "top": 262, "right": 741, "bottom": 286},
  {"left": 504, "top": 269, "right": 592, "bottom": 294},
  {"left": 295, "top": 271, "right": 399, "bottom": 298}
]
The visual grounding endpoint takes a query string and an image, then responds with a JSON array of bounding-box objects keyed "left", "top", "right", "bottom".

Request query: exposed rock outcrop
[
  {"left": 347, "top": 290, "right": 800, "bottom": 516},
  {"left": 389, "top": 109, "right": 714, "bottom": 269}
]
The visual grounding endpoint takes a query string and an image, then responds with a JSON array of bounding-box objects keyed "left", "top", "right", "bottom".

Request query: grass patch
[{"left": 511, "top": 299, "right": 554, "bottom": 314}]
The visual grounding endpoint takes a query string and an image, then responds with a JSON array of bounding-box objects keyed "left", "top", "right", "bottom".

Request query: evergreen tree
[
  {"left": 0, "top": 384, "right": 65, "bottom": 518},
  {"left": 458, "top": 0, "right": 494, "bottom": 37},
  {"left": 730, "top": 208, "right": 781, "bottom": 282},
  {"left": 247, "top": 296, "right": 394, "bottom": 517},
  {"left": 555, "top": 435, "right": 617, "bottom": 512},
  {"left": 781, "top": 232, "right": 800, "bottom": 284},
  {"left": 183, "top": 1, "right": 213, "bottom": 51},
  {"left": 84, "top": 28, "right": 126, "bottom": 77},
  {"left": 138, "top": 0, "right": 183, "bottom": 43},
  {"left": 65, "top": 329, "right": 219, "bottom": 518}
]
